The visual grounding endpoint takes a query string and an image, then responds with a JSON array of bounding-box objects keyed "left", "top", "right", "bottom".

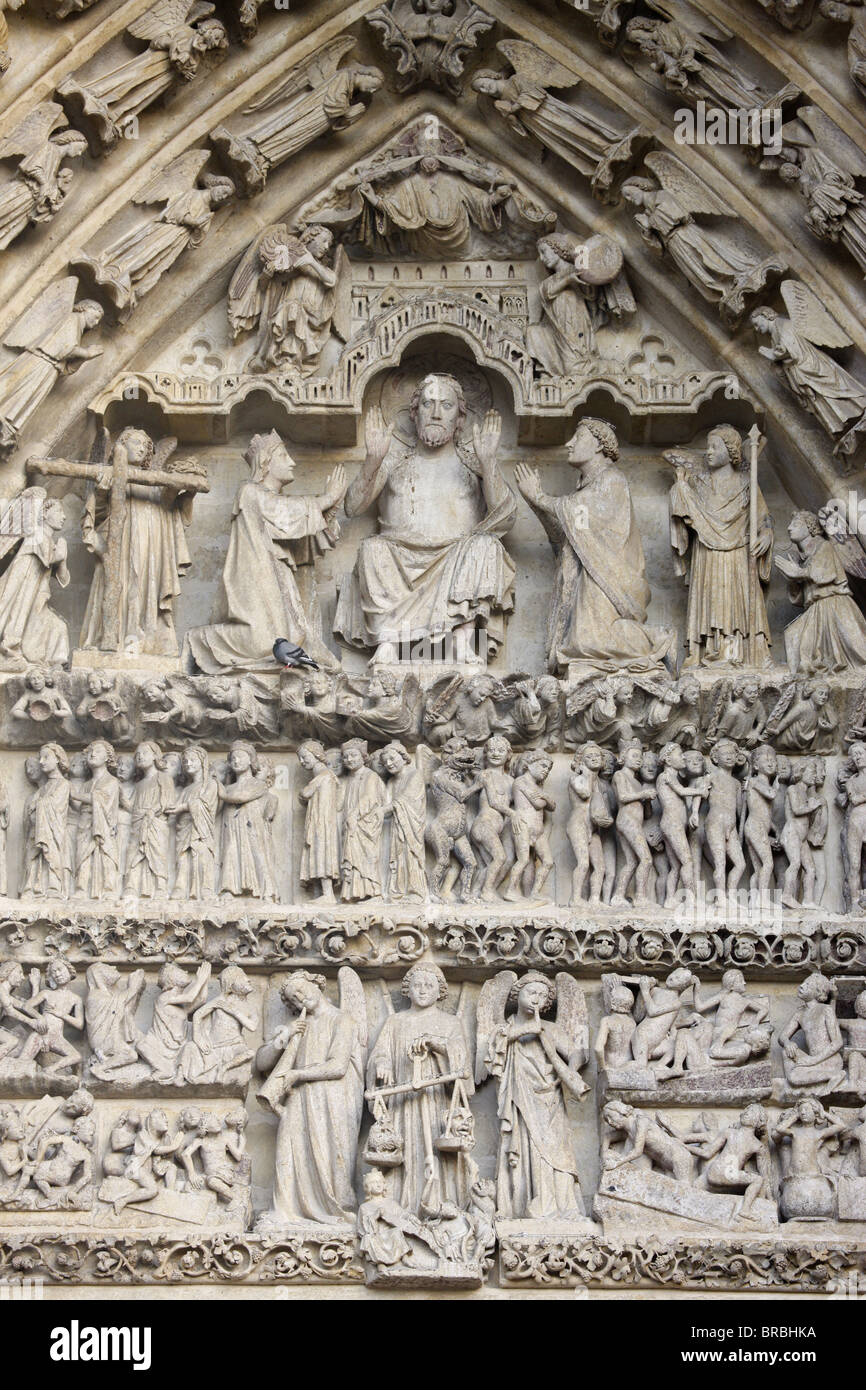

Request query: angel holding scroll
[
  {"left": 775, "top": 507, "right": 866, "bottom": 674},
  {"left": 476, "top": 970, "right": 590, "bottom": 1223}
]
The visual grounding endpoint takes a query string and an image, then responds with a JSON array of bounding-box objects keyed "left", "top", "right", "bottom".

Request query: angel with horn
[
  {"left": 621, "top": 153, "right": 787, "bottom": 327},
  {"left": 255, "top": 967, "right": 367, "bottom": 1229},
  {"left": 473, "top": 39, "right": 645, "bottom": 200},
  {"left": 72, "top": 151, "right": 234, "bottom": 322},
  {"left": 0, "top": 102, "right": 87, "bottom": 252},
  {"left": 476, "top": 970, "right": 590, "bottom": 1223},
  {"left": 212, "top": 38, "right": 382, "bottom": 195},
  {"left": 750, "top": 282, "right": 866, "bottom": 458},
  {"left": 776, "top": 507, "right": 866, "bottom": 674},
  {"left": 228, "top": 222, "right": 350, "bottom": 377}
]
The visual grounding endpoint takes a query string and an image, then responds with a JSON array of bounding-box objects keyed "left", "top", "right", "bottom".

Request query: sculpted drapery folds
[
  {"left": 0, "top": 103, "right": 87, "bottom": 252},
  {"left": 80, "top": 429, "right": 195, "bottom": 660},
  {"left": 228, "top": 224, "right": 350, "bottom": 377},
  {"left": 477, "top": 970, "right": 590, "bottom": 1223},
  {"left": 366, "top": 963, "right": 474, "bottom": 1216},
  {"left": 335, "top": 373, "right": 517, "bottom": 666},
  {"left": 212, "top": 39, "right": 383, "bottom": 196},
  {"left": 515, "top": 417, "right": 671, "bottom": 679},
  {"left": 185, "top": 432, "right": 346, "bottom": 676},
  {"left": 0, "top": 488, "right": 69, "bottom": 670},
  {"left": 473, "top": 40, "right": 646, "bottom": 200},
  {"left": 668, "top": 425, "right": 773, "bottom": 669},
  {"left": 776, "top": 509, "right": 866, "bottom": 675},
  {"left": 73, "top": 151, "right": 235, "bottom": 323},
  {"left": 256, "top": 969, "right": 365, "bottom": 1229}
]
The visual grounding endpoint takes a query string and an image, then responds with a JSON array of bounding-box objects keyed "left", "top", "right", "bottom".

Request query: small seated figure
[{"left": 779, "top": 973, "right": 845, "bottom": 1093}]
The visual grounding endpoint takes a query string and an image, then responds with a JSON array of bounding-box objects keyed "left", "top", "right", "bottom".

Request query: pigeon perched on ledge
[{"left": 273, "top": 638, "right": 319, "bottom": 671}]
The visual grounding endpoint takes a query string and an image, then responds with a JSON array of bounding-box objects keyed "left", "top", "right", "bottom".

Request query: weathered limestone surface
[{"left": 1, "top": 0, "right": 866, "bottom": 1302}]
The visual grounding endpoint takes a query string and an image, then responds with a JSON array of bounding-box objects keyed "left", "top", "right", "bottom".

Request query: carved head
[
  {"left": 472, "top": 69, "right": 504, "bottom": 97},
  {"left": 46, "top": 958, "right": 75, "bottom": 988},
  {"left": 511, "top": 971, "right": 556, "bottom": 1013},
  {"left": 84, "top": 739, "right": 116, "bottom": 773},
  {"left": 351, "top": 65, "right": 384, "bottom": 95},
  {"left": 381, "top": 741, "right": 411, "bottom": 775},
  {"left": 281, "top": 969, "right": 326, "bottom": 1012},
  {"left": 409, "top": 373, "right": 466, "bottom": 449},
  {"left": 797, "top": 973, "right": 835, "bottom": 1003},
  {"left": 721, "top": 969, "right": 746, "bottom": 994},
  {"left": 228, "top": 740, "right": 259, "bottom": 776},
  {"left": 221, "top": 965, "right": 252, "bottom": 998},
  {"left": 341, "top": 738, "right": 368, "bottom": 772},
  {"left": 245, "top": 430, "right": 295, "bottom": 486},
  {"left": 38, "top": 742, "right": 68, "bottom": 777},
  {"left": 567, "top": 417, "right": 619, "bottom": 468},
  {"left": 181, "top": 745, "right": 209, "bottom": 782},
  {"left": 621, "top": 176, "right": 655, "bottom": 208},
  {"left": 485, "top": 734, "right": 511, "bottom": 767},
  {"left": 363, "top": 1168, "right": 387, "bottom": 1198},
  {"left": 298, "top": 739, "right": 328, "bottom": 772},
  {"left": 116, "top": 427, "right": 153, "bottom": 468},
  {"left": 788, "top": 509, "right": 821, "bottom": 544},
  {"left": 402, "top": 961, "right": 447, "bottom": 1006},
  {"left": 77, "top": 299, "right": 103, "bottom": 331},
  {"left": 707, "top": 425, "right": 742, "bottom": 471}
]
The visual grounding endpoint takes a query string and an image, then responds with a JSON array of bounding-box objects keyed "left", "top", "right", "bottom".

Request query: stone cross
[{"left": 26, "top": 444, "right": 209, "bottom": 654}]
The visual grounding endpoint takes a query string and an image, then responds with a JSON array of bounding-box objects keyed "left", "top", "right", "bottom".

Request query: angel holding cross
[{"left": 27, "top": 427, "right": 204, "bottom": 661}]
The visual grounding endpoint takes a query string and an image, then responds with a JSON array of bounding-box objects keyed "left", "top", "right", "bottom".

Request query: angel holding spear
[{"left": 667, "top": 423, "right": 773, "bottom": 669}]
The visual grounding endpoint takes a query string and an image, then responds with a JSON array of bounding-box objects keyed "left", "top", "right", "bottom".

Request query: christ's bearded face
[{"left": 414, "top": 379, "right": 460, "bottom": 448}]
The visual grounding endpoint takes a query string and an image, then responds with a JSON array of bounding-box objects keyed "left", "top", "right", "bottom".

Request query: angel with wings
[
  {"left": 56, "top": 0, "right": 227, "bottom": 153},
  {"left": 624, "top": 0, "right": 769, "bottom": 112},
  {"left": 80, "top": 428, "right": 195, "bottom": 658},
  {"left": 255, "top": 968, "right": 367, "bottom": 1229},
  {"left": 212, "top": 38, "right": 382, "bottom": 195},
  {"left": 0, "top": 103, "right": 87, "bottom": 252},
  {"left": 527, "top": 230, "right": 635, "bottom": 374},
  {"left": 476, "top": 970, "right": 590, "bottom": 1223},
  {"left": 473, "top": 40, "right": 645, "bottom": 201},
  {"left": 750, "top": 283, "right": 866, "bottom": 456},
  {"left": 622, "top": 154, "right": 787, "bottom": 327},
  {"left": 776, "top": 507, "right": 866, "bottom": 674},
  {"left": 0, "top": 278, "right": 102, "bottom": 455},
  {"left": 228, "top": 223, "right": 351, "bottom": 377},
  {"left": 760, "top": 106, "right": 866, "bottom": 281},
  {"left": 73, "top": 151, "right": 233, "bottom": 322}
]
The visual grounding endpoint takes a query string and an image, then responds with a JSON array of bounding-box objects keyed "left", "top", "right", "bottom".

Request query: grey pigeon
[{"left": 273, "top": 638, "right": 319, "bottom": 671}]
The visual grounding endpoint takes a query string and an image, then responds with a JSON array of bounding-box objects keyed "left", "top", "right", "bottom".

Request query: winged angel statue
[
  {"left": 228, "top": 221, "right": 351, "bottom": 376},
  {"left": 621, "top": 152, "right": 787, "bottom": 326},
  {"left": 211, "top": 38, "right": 383, "bottom": 195},
  {"left": 255, "top": 966, "right": 368, "bottom": 1229},
  {"left": 624, "top": 0, "right": 773, "bottom": 111},
  {"left": 473, "top": 40, "right": 647, "bottom": 202},
  {"left": 750, "top": 281, "right": 866, "bottom": 458},
  {"left": 0, "top": 103, "right": 87, "bottom": 252},
  {"left": 73, "top": 151, "right": 234, "bottom": 321},
  {"left": 775, "top": 504, "right": 866, "bottom": 675},
  {"left": 476, "top": 970, "right": 591, "bottom": 1223},
  {"left": 57, "top": 0, "right": 227, "bottom": 153}
]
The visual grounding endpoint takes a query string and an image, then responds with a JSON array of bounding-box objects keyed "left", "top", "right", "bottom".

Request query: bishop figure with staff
[
  {"left": 27, "top": 425, "right": 208, "bottom": 661},
  {"left": 667, "top": 423, "right": 773, "bottom": 669}
]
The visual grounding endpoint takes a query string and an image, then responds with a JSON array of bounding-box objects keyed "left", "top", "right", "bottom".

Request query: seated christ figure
[{"left": 334, "top": 373, "right": 517, "bottom": 665}]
